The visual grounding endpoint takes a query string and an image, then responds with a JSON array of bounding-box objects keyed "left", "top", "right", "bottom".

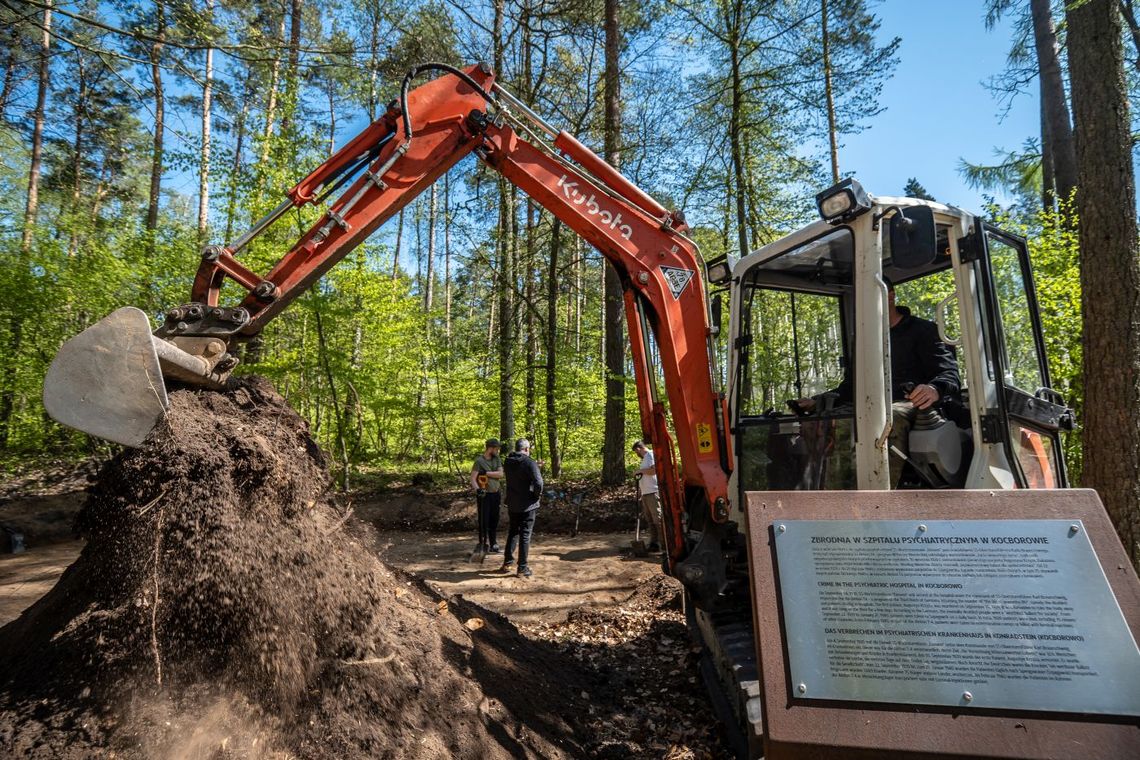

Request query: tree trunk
[
  {"left": 425, "top": 184, "right": 436, "bottom": 315},
  {"left": 68, "top": 57, "right": 87, "bottom": 258},
  {"left": 224, "top": 70, "right": 252, "bottom": 241},
  {"left": 314, "top": 308, "right": 349, "bottom": 489},
  {"left": 4, "top": 0, "right": 48, "bottom": 445},
  {"left": 1039, "top": 103, "right": 1055, "bottom": 212},
  {"left": 546, "top": 219, "right": 563, "bottom": 477},
  {"left": 392, "top": 208, "right": 404, "bottom": 278},
  {"left": 494, "top": 0, "right": 515, "bottom": 444},
  {"left": 368, "top": 5, "right": 380, "bottom": 119},
  {"left": 281, "top": 0, "right": 303, "bottom": 134},
  {"left": 525, "top": 201, "right": 537, "bottom": 439},
  {"left": 198, "top": 0, "right": 214, "bottom": 240},
  {"left": 1031, "top": 0, "right": 1077, "bottom": 206},
  {"left": 327, "top": 75, "right": 336, "bottom": 156},
  {"left": 522, "top": 3, "right": 537, "bottom": 446},
  {"left": 444, "top": 172, "right": 452, "bottom": 353},
  {"left": 0, "top": 23, "right": 18, "bottom": 119},
  {"left": 1067, "top": 0, "right": 1140, "bottom": 570},
  {"left": 822, "top": 0, "right": 840, "bottom": 183},
  {"left": 21, "top": 0, "right": 51, "bottom": 253},
  {"left": 574, "top": 237, "right": 582, "bottom": 353},
  {"left": 1120, "top": 0, "right": 1140, "bottom": 71},
  {"left": 259, "top": 15, "right": 286, "bottom": 170},
  {"left": 601, "top": 0, "right": 626, "bottom": 484},
  {"left": 728, "top": 13, "right": 749, "bottom": 260},
  {"left": 147, "top": 2, "right": 166, "bottom": 235}
]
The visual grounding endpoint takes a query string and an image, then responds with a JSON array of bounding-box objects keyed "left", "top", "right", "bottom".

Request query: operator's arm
[
  {"left": 907, "top": 321, "right": 960, "bottom": 409},
  {"left": 919, "top": 322, "right": 960, "bottom": 399},
  {"left": 470, "top": 466, "right": 482, "bottom": 491}
]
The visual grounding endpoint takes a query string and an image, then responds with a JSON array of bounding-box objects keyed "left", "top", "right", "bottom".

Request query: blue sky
[{"left": 838, "top": 0, "right": 1037, "bottom": 210}]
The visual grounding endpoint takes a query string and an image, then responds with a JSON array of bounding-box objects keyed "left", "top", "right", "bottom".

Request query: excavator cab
[{"left": 727, "top": 179, "right": 1073, "bottom": 501}]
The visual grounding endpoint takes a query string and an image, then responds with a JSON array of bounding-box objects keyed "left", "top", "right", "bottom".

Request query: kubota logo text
[{"left": 558, "top": 175, "right": 633, "bottom": 240}]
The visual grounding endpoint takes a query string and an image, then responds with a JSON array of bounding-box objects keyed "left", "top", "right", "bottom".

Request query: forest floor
[{"left": 0, "top": 424, "right": 730, "bottom": 758}]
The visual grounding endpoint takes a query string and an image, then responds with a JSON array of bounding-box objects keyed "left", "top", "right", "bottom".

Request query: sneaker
[
  {"left": 499, "top": 561, "right": 514, "bottom": 572},
  {"left": 517, "top": 566, "right": 533, "bottom": 578},
  {"left": 489, "top": 544, "right": 502, "bottom": 554}
]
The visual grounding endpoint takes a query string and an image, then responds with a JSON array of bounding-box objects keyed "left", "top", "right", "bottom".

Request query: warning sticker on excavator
[
  {"left": 696, "top": 423, "right": 713, "bottom": 453},
  {"left": 660, "top": 266, "right": 694, "bottom": 299}
]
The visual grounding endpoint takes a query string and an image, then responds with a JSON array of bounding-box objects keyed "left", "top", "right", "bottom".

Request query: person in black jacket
[
  {"left": 500, "top": 438, "right": 544, "bottom": 577},
  {"left": 799, "top": 278, "right": 960, "bottom": 485},
  {"left": 880, "top": 281, "right": 960, "bottom": 484}
]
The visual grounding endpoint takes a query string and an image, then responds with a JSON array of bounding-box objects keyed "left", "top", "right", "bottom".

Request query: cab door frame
[{"left": 968, "top": 220, "right": 1071, "bottom": 488}]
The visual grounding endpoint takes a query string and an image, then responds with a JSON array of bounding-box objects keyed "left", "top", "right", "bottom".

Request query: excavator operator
[{"left": 797, "top": 278, "right": 960, "bottom": 485}]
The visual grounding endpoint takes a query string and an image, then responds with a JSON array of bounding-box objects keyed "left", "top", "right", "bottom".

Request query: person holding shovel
[
  {"left": 470, "top": 438, "right": 504, "bottom": 556},
  {"left": 632, "top": 440, "right": 662, "bottom": 553}
]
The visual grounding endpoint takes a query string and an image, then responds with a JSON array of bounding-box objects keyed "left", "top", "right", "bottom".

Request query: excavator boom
[{"left": 43, "top": 63, "right": 731, "bottom": 574}]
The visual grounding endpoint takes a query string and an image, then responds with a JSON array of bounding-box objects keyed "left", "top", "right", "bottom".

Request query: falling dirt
[{"left": 0, "top": 378, "right": 595, "bottom": 758}]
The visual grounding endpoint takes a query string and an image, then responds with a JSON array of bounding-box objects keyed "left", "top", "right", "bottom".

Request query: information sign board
[{"left": 774, "top": 519, "right": 1140, "bottom": 716}]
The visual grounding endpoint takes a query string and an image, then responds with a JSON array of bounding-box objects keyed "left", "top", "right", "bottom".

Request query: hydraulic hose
[{"left": 399, "top": 62, "right": 497, "bottom": 141}]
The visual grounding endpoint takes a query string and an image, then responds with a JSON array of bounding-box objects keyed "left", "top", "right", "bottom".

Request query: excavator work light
[
  {"left": 705, "top": 254, "right": 735, "bottom": 285},
  {"left": 816, "top": 178, "right": 871, "bottom": 223}
]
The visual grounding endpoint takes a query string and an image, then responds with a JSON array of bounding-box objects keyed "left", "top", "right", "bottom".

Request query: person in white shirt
[{"left": 631, "top": 440, "right": 663, "bottom": 552}]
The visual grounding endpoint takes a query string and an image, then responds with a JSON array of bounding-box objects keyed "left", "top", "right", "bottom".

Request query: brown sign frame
[{"left": 746, "top": 488, "right": 1140, "bottom": 760}]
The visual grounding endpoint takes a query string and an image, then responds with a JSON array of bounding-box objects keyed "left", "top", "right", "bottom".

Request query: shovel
[
  {"left": 469, "top": 492, "right": 487, "bottom": 564},
  {"left": 631, "top": 513, "right": 649, "bottom": 557},
  {"left": 570, "top": 492, "right": 584, "bottom": 538}
]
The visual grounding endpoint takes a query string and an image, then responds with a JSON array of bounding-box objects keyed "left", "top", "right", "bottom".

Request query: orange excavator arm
[{"left": 45, "top": 64, "right": 733, "bottom": 591}]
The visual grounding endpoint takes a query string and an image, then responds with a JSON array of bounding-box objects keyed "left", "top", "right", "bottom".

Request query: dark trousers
[
  {"left": 504, "top": 509, "right": 537, "bottom": 567},
  {"left": 477, "top": 491, "right": 501, "bottom": 547}
]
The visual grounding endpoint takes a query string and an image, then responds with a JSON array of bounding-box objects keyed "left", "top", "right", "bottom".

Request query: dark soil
[
  {"left": 356, "top": 480, "right": 639, "bottom": 536},
  {"left": 0, "top": 460, "right": 101, "bottom": 546},
  {"left": 529, "top": 576, "right": 730, "bottom": 759},
  {"left": 0, "top": 378, "right": 596, "bottom": 758}
]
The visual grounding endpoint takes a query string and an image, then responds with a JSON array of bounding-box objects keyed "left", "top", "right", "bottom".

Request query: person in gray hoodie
[{"left": 500, "top": 438, "right": 543, "bottom": 577}]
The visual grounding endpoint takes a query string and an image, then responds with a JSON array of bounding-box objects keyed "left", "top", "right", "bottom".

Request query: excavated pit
[{"left": 0, "top": 378, "right": 589, "bottom": 758}]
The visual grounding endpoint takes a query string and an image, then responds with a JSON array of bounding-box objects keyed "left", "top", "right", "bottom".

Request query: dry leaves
[
  {"left": 463, "top": 617, "right": 485, "bottom": 631},
  {"left": 524, "top": 576, "right": 728, "bottom": 758}
]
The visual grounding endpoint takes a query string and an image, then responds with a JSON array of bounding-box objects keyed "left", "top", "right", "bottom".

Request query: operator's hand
[{"left": 907, "top": 383, "right": 940, "bottom": 410}]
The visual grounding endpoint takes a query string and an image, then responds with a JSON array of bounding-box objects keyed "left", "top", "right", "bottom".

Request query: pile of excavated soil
[{"left": 0, "top": 378, "right": 591, "bottom": 758}]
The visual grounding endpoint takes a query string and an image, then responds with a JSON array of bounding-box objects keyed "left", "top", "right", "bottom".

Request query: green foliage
[
  {"left": 986, "top": 202, "right": 1082, "bottom": 479},
  {"left": 959, "top": 139, "right": 1043, "bottom": 211},
  {"left": 0, "top": 0, "right": 967, "bottom": 491},
  {"left": 902, "top": 178, "right": 935, "bottom": 201}
]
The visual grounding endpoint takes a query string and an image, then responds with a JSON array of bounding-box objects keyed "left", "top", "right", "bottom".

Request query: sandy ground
[
  {"left": 0, "top": 541, "right": 83, "bottom": 626},
  {"left": 378, "top": 531, "right": 662, "bottom": 625},
  {"left": 1, "top": 531, "right": 658, "bottom": 629}
]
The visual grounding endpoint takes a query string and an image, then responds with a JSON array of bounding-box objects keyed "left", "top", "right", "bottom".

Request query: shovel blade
[{"left": 43, "top": 307, "right": 169, "bottom": 447}]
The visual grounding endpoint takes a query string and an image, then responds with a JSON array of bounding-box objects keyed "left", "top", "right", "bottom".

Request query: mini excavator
[{"left": 43, "top": 64, "right": 1082, "bottom": 757}]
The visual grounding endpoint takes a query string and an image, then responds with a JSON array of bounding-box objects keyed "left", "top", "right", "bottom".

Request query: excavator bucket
[
  {"left": 40, "top": 305, "right": 217, "bottom": 447},
  {"left": 45, "top": 308, "right": 232, "bottom": 447},
  {"left": 44, "top": 307, "right": 170, "bottom": 447}
]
